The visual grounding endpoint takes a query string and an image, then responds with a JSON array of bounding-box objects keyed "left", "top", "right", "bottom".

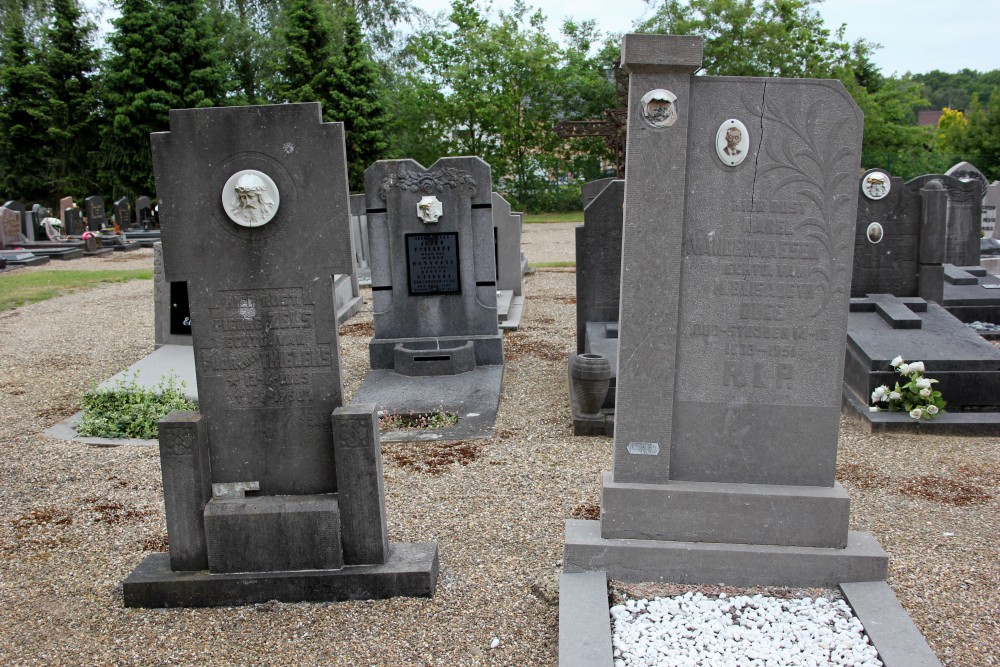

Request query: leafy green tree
[
  {"left": 100, "top": 0, "right": 228, "bottom": 199},
  {"left": 274, "top": 0, "right": 338, "bottom": 104},
  {"left": 0, "top": 4, "right": 53, "bottom": 201},
  {"left": 953, "top": 91, "right": 1000, "bottom": 181},
  {"left": 40, "top": 0, "right": 101, "bottom": 200},
  {"left": 912, "top": 69, "right": 1000, "bottom": 111},
  {"left": 638, "top": 0, "right": 854, "bottom": 77},
  {"left": 328, "top": 4, "right": 387, "bottom": 191}
]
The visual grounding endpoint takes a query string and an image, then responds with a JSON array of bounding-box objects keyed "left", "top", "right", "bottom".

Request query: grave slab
[{"left": 558, "top": 572, "right": 615, "bottom": 667}]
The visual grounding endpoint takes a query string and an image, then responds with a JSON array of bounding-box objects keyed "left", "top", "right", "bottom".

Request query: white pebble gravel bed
[{"left": 611, "top": 592, "right": 881, "bottom": 667}]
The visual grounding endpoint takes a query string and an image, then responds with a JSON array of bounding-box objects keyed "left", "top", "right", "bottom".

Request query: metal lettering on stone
[
  {"left": 866, "top": 222, "right": 884, "bottom": 244},
  {"left": 417, "top": 196, "right": 443, "bottom": 224},
  {"left": 861, "top": 170, "right": 890, "bottom": 201},
  {"left": 716, "top": 119, "right": 749, "bottom": 167},
  {"left": 222, "top": 169, "right": 280, "bottom": 227},
  {"left": 406, "top": 232, "right": 460, "bottom": 295},
  {"left": 627, "top": 441, "right": 660, "bottom": 456},
  {"left": 640, "top": 89, "right": 678, "bottom": 128}
]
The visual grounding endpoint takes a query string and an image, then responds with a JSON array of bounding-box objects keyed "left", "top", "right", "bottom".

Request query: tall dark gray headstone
[
  {"left": 575, "top": 179, "right": 623, "bottom": 353},
  {"left": 364, "top": 157, "right": 502, "bottom": 369},
  {"left": 564, "top": 34, "right": 887, "bottom": 588},
  {"left": 852, "top": 169, "right": 920, "bottom": 298},
  {"left": 135, "top": 195, "right": 154, "bottom": 229},
  {"left": 114, "top": 197, "right": 132, "bottom": 231},
  {"left": 64, "top": 208, "right": 85, "bottom": 236},
  {"left": 156, "top": 103, "right": 353, "bottom": 495},
  {"left": 85, "top": 196, "right": 106, "bottom": 231},
  {"left": 906, "top": 174, "right": 981, "bottom": 267}
]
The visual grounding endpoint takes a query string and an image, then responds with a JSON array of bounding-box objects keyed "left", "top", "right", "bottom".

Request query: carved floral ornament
[
  {"left": 377, "top": 167, "right": 478, "bottom": 201},
  {"left": 221, "top": 169, "right": 280, "bottom": 227}
]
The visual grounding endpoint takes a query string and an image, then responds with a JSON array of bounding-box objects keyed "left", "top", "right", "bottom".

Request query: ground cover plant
[
  {"left": 0, "top": 269, "right": 152, "bottom": 312},
  {"left": 77, "top": 372, "right": 194, "bottom": 439}
]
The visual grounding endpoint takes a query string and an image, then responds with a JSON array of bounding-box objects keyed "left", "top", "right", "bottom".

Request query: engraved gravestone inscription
[{"left": 405, "top": 232, "right": 460, "bottom": 294}]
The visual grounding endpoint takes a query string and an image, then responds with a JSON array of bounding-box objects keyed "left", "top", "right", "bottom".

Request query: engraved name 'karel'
[{"left": 685, "top": 235, "right": 819, "bottom": 260}]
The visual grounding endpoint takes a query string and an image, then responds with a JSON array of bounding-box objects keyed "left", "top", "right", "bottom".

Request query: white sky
[
  {"left": 83, "top": 0, "right": 998, "bottom": 76},
  {"left": 410, "top": 0, "right": 999, "bottom": 76}
]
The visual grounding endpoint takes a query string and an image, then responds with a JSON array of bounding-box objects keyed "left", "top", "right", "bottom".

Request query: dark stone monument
[
  {"left": 363, "top": 157, "right": 503, "bottom": 371},
  {"left": 122, "top": 102, "right": 437, "bottom": 608},
  {"left": 352, "top": 157, "right": 505, "bottom": 442},
  {"left": 349, "top": 193, "right": 371, "bottom": 285},
  {"left": 85, "top": 196, "right": 106, "bottom": 231},
  {"left": 563, "top": 34, "right": 887, "bottom": 586},
  {"left": 153, "top": 242, "right": 192, "bottom": 348},
  {"left": 64, "top": 208, "right": 85, "bottom": 236},
  {"left": 905, "top": 173, "right": 981, "bottom": 268},
  {"left": 114, "top": 197, "right": 132, "bottom": 231},
  {"left": 135, "top": 196, "right": 154, "bottom": 229},
  {"left": 0, "top": 204, "right": 24, "bottom": 248}
]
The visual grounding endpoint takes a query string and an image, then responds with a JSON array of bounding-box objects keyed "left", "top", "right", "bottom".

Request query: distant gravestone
[
  {"left": 363, "top": 157, "right": 502, "bottom": 371},
  {"left": 575, "top": 179, "right": 624, "bottom": 354},
  {"left": 84, "top": 196, "right": 106, "bottom": 231},
  {"left": 114, "top": 197, "right": 132, "bottom": 231},
  {"left": 563, "top": 34, "right": 887, "bottom": 587},
  {"left": 906, "top": 174, "right": 980, "bottom": 266},
  {"left": 58, "top": 196, "right": 74, "bottom": 223},
  {"left": 64, "top": 208, "right": 85, "bottom": 236},
  {"left": 0, "top": 205, "right": 23, "bottom": 248},
  {"left": 946, "top": 161, "right": 988, "bottom": 199},
  {"left": 152, "top": 242, "right": 192, "bottom": 348},
  {"left": 123, "top": 102, "right": 437, "bottom": 607},
  {"left": 135, "top": 196, "right": 154, "bottom": 229},
  {"left": 349, "top": 193, "right": 371, "bottom": 284},
  {"left": 987, "top": 182, "right": 1000, "bottom": 240},
  {"left": 852, "top": 169, "right": 921, "bottom": 297},
  {"left": 492, "top": 192, "right": 522, "bottom": 296},
  {"left": 581, "top": 177, "right": 617, "bottom": 210},
  {"left": 31, "top": 204, "right": 50, "bottom": 238}
]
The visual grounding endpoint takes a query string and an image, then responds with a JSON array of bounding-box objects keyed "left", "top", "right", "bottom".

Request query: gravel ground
[{"left": 0, "top": 227, "right": 997, "bottom": 666}]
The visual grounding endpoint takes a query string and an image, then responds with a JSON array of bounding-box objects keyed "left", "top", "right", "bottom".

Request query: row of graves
[
  {"left": 0, "top": 194, "right": 160, "bottom": 267},
  {"left": 570, "top": 145, "right": 1000, "bottom": 437},
  {"left": 115, "top": 37, "right": 939, "bottom": 665}
]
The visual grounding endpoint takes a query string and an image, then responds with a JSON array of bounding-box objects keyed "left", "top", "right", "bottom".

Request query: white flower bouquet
[{"left": 870, "top": 356, "right": 946, "bottom": 419}]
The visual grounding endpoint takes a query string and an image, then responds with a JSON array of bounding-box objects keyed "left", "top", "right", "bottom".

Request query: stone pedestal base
[
  {"left": 123, "top": 542, "right": 438, "bottom": 608},
  {"left": 563, "top": 520, "right": 887, "bottom": 588}
]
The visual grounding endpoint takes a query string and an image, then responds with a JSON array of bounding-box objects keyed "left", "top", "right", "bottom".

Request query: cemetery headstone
[
  {"left": 64, "top": 208, "right": 85, "bottom": 236},
  {"left": 575, "top": 179, "right": 624, "bottom": 354},
  {"left": 135, "top": 196, "right": 154, "bottom": 229},
  {"left": 153, "top": 242, "right": 192, "bottom": 348},
  {"left": 2, "top": 201, "right": 30, "bottom": 242},
  {"left": 58, "top": 196, "right": 74, "bottom": 223},
  {"left": 85, "top": 196, "right": 106, "bottom": 231},
  {"left": 114, "top": 197, "right": 132, "bottom": 231},
  {"left": 0, "top": 205, "right": 23, "bottom": 248},
  {"left": 492, "top": 192, "right": 523, "bottom": 297},
  {"left": 563, "top": 34, "right": 887, "bottom": 587},
  {"left": 123, "top": 102, "right": 437, "bottom": 607},
  {"left": 349, "top": 193, "right": 371, "bottom": 285},
  {"left": 906, "top": 174, "right": 980, "bottom": 267},
  {"left": 363, "top": 157, "right": 502, "bottom": 371},
  {"left": 581, "top": 177, "right": 617, "bottom": 209},
  {"left": 986, "top": 182, "right": 1000, "bottom": 240},
  {"left": 946, "top": 160, "right": 988, "bottom": 199}
]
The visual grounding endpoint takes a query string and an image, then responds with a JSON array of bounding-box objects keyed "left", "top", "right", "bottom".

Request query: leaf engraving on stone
[{"left": 378, "top": 167, "right": 478, "bottom": 201}]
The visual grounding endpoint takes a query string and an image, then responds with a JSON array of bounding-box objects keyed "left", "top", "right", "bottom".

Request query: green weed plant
[{"left": 78, "top": 371, "right": 195, "bottom": 439}]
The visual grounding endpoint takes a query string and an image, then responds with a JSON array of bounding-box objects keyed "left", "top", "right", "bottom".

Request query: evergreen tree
[
  {"left": 329, "top": 5, "right": 387, "bottom": 191},
  {"left": 100, "top": 0, "right": 228, "bottom": 199},
  {"left": 40, "top": 0, "right": 101, "bottom": 200},
  {"left": 275, "top": 0, "right": 337, "bottom": 105},
  {"left": 0, "top": 6, "right": 53, "bottom": 202}
]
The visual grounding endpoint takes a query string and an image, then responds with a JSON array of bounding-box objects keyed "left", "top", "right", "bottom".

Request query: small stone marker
[
  {"left": 135, "top": 196, "right": 154, "bottom": 229},
  {"left": 123, "top": 103, "right": 437, "bottom": 608},
  {"left": 563, "top": 34, "right": 888, "bottom": 588}
]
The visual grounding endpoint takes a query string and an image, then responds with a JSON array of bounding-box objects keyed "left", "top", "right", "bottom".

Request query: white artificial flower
[
  {"left": 869, "top": 406, "right": 880, "bottom": 413},
  {"left": 898, "top": 363, "right": 911, "bottom": 374},
  {"left": 909, "top": 408, "right": 923, "bottom": 419},
  {"left": 889, "top": 391, "right": 902, "bottom": 400},
  {"left": 915, "top": 377, "right": 931, "bottom": 390},
  {"left": 890, "top": 356, "right": 904, "bottom": 367},
  {"left": 910, "top": 361, "right": 925, "bottom": 373},
  {"left": 920, "top": 387, "right": 932, "bottom": 398},
  {"left": 871, "top": 385, "right": 889, "bottom": 403},
  {"left": 927, "top": 405, "right": 939, "bottom": 415}
]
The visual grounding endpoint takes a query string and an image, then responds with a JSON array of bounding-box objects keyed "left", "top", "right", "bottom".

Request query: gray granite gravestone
[
  {"left": 58, "top": 196, "right": 73, "bottom": 223},
  {"left": 986, "top": 182, "right": 1000, "bottom": 240},
  {"left": 122, "top": 103, "right": 436, "bottom": 607},
  {"left": 580, "top": 177, "right": 617, "bottom": 210},
  {"left": 84, "top": 196, "right": 106, "bottom": 231},
  {"left": 492, "top": 192, "right": 525, "bottom": 330},
  {"left": 905, "top": 173, "right": 981, "bottom": 266},
  {"left": 2, "top": 201, "right": 30, "bottom": 242},
  {"left": 153, "top": 242, "right": 192, "bottom": 348},
  {"left": 563, "top": 34, "right": 887, "bottom": 587},
  {"left": 135, "top": 196, "right": 153, "bottom": 229},
  {"left": 946, "top": 160, "right": 988, "bottom": 199},
  {"left": 64, "top": 208, "right": 85, "bottom": 236},
  {"left": 363, "top": 157, "right": 503, "bottom": 370},
  {"left": 349, "top": 193, "right": 371, "bottom": 285}
]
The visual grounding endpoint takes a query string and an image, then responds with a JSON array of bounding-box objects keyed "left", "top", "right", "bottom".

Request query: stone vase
[{"left": 570, "top": 353, "right": 612, "bottom": 418}]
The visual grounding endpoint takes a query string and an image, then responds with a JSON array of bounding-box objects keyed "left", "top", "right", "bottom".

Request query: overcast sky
[{"left": 410, "top": 0, "right": 998, "bottom": 76}]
